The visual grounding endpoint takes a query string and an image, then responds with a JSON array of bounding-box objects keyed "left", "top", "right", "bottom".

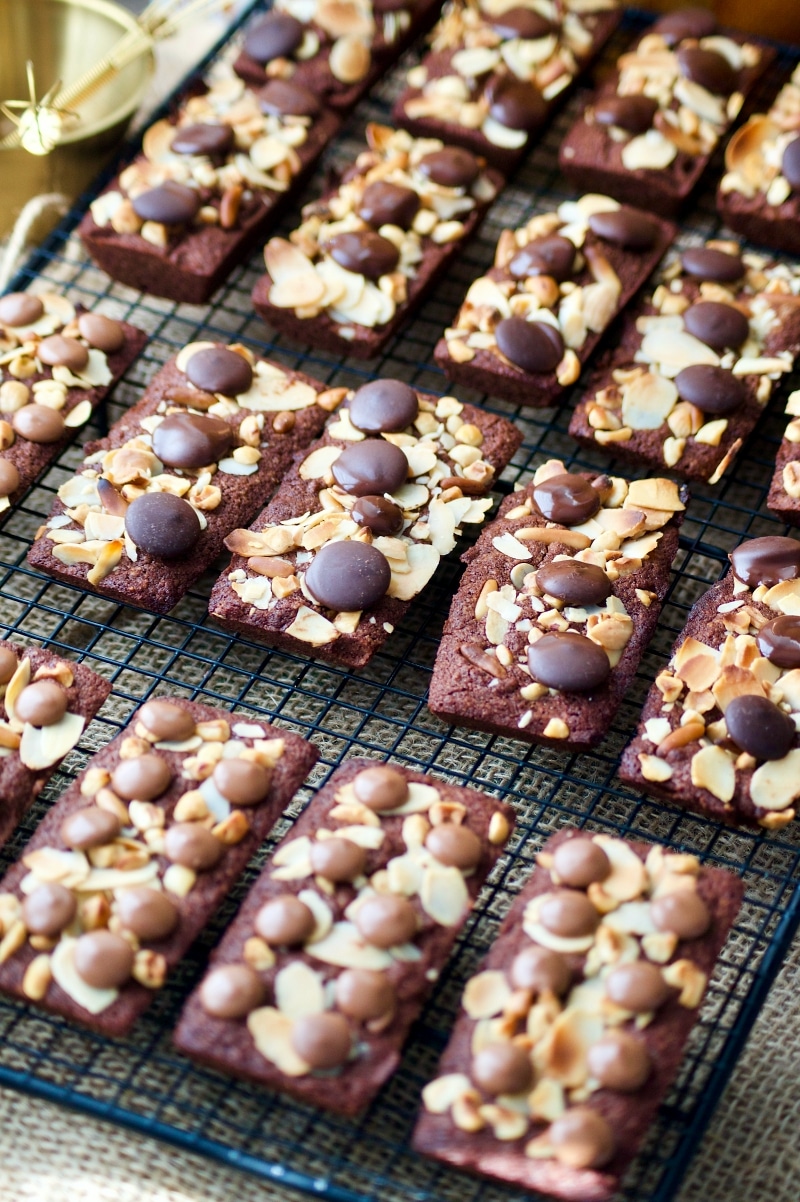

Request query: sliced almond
[
  {"left": 50, "top": 937, "right": 118, "bottom": 1014},
  {"left": 247, "top": 1007, "right": 310, "bottom": 1076},
  {"left": 463, "top": 970, "right": 511, "bottom": 1019},
  {"left": 422, "top": 1073, "right": 472, "bottom": 1114},
  {"left": 274, "top": 961, "right": 325, "bottom": 1017},
  {"left": 19, "top": 711, "right": 84, "bottom": 770},
  {"left": 420, "top": 863, "right": 468, "bottom": 926},
  {"left": 750, "top": 749, "right": 800, "bottom": 811},
  {"left": 305, "top": 920, "right": 393, "bottom": 970},
  {"left": 690, "top": 744, "right": 736, "bottom": 802}
]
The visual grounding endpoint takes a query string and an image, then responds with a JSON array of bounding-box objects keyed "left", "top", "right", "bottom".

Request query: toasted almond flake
[
  {"left": 274, "top": 961, "right": 325, "bottom": 1017},
  {"left": 638, "top": 753, "right": 673, "bottom": 783},
  {"left": 591, "top": 836, "right": 647, "bottom": 901},
  {"left": 248, "top": 1007, "right": 310, "bottom": 1075},
  {"left": 662, "top": 958, "right": 707, "bottom": 1008},
  {"left": 422, "top": 1073, "right": 472, "bottom": 1114},
  {"left": 750, "top": 749, "right": 800, "bottom": 811},
  {"left": 691, "top": 744, "right": 736, "bottom": 802},
  {"left": 420, "top": 863, "right": 469, "bottom": 926},
  {"left": 50, "top": 937, "right": 118, "bottom": 1014},
  {"left": 463, "top": 970, "right": 512, "bottom": 1019},
  {"left": 19, "top": 711, "right": 84, "bottom": 770},
  {"left": 285, "top": 606, "right": 340, "bottom": 647},
  {"left": 305, "top": 920, "right": 393, "bottom": 970}
]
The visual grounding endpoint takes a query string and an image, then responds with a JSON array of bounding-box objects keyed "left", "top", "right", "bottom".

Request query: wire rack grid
[{"left": 0, "top": 7, "right": 799, "bottom": 1202}]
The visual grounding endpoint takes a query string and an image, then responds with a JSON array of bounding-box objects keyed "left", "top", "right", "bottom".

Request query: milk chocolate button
[
  {"left": 587, "top": 1031, "right": 651, "bottom": 1092},
  {"left": 170, "top": 122, "right": 235, "bottom": 157},
  {"left": 552, "top": 838, "right": 610, "bottom": 888},
  {"left": 213, "top": 758, "right": 272, "bottom": 806},
  {"left": 138, "top": 699, "right": 196, "bottom": 742},
  {"left": 74, "top": 931, "right": 134, "bottom": 989},
  {"left": 729, "top": 536, "right": 800, "bottom": 588},
  {"left": 536, "top": 560, "right": 611, "bottom": 607},
  {"left": 0, "top": 646, "right": 17, "bottom": 683},
  {"left": 255, "top": 895, "right": 315, "bottom": 945},
  {"left": 164, "top": 823, "right": 223, "bottom": 871},
  {"left": 683, "top": 301, "right": 749, "bottom": 351},
  {"left": 681, "top": 246, "right": 744, "bottom": 283},
  {"left": 348, "top": 379, "right": 419, "bottom": 433},
  {"left": 185, "top": 346, "right": 253, "bottom": 396},
  {"left": 653, "top": 7, "right": 717, "bottom": 45},
  {"left": 309, "top": 836, "right": 367, "bottom": 883},
  {"left": 0, "top": 292, "right": 43, "bottom": 327},
  {"left": 200, "top": 963, "right": 265, "bottom": 1019},
  {"left": 0, "top": 460, "right": 20, "bottom": 498},
  {"left": 153, "top": 412, "right": 233, "bottom": 469},
  {"left": 528, "top": 631, "right": 611, "bottom": 693},
  {"left": 418, "top": 147, "right": 479, "bottom": 188},
  {"left": 782, "top": 137, "right": 800, "bottom": 190},
  {"left": 539, "top": 890, "right": 600, "bottom": 938},
  {"left": 332, "top": 438, "right": 408, "bottom": 496},
  {"left": 355, "top": 894, "right": 417, "bottom": 947},
  {"left": 243, "top": 12, "right": 304, "bottom": 63},
  {"left": 13, "top": 404, "right": 66, "bottom": 444},
  {"left": 326, "top": 231, "right": 399, "bottom": 280},
  {"left": 125, "top": 492, "right": 202, "bottom": 558},
  {"left": 352, "top": 765, "right": 408, "bottom": 810},
  {"left": 425, "top": 823, "right": 482, "bottom": 870},
  {"left": 487, "top": 78, "right": 546, "bottom": 133},
  {"left": 131, "top": 181, "right": 201, "bottom": 226},
  {"left": 60, "top": 806, "right": 121, "bottom": 851},
  {"left": 22, "top": 882, "right": 77, "bottom": 937},
  {"left": 675, "top": 364, "right": 746, "bottom": 415},
  {"left": 588, "top": 207, "right": 659, "bottom": 251},
  {"left": 15, "top": 679, "right": 67, "bottom": 726},
  {"left": 357, "top": 181, "right": 420, "bottom": 230},
  {"left": 352, "top": 495, "right": 404, "bottom": 535},
  {"left": 724, "top": 694, "right": 795, "bottom": 761},
  {"left": 472, "top": 1042, "right": 533, "bottom": 1096},
  {"left": 758, "top": 615, "right": 800, "bottom": 668},
  {"left": 677, "top": 46, "right": 736, "bottom": 95},
  {"left": 304, "top": 541, "right": 391, "bottom": 612},
  {"left": 116, "top": 886, "right": 179, "bottom": 941},
  {"left": 490, "top": 7, "right": 555, "bottom": 38},
  {"left": 291, "top": 1012, "right": 352, "bottom": 1069},
  {"left": 593, "top": 94, "right": 658, "bottom": 134},
  {"left": 533, "top": 472, "right": 600, "bottom": 524},
  {"left": 510, "top": 945, "right": 571, "bottom": 995},
  {"left": 509, "top": 234, "right": 576, "bottom": 282},
  {"left": 259, "top": 79, "right": 320, "bottom": 118},
  {"left": 549, "top": 1108, "right": 615, "bottom": 1170},
  {"left": 495, "top": 316, "right": 564, "bottom": 374},
  {"left": 111, "top": 754, "right": 172, "bottom": 801},
  {"left": 605, "top": 961, "right": 671, "bottom": 1012},
  {"left": 651, "top": 889, "right": 711, "bottom": 940},
  {"left": 77, "top": 312, "right": 125, "bottom": 353},
  {"left": 38, "top": 333, "right": 89, "bottom": 371},
  {"left": 335, "top": 968, "right": 395, "bottom": 1021}
]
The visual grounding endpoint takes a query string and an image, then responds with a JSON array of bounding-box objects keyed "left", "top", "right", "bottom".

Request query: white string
[{"left": 0, "top": 193, "right": 70, "bottom": 292}]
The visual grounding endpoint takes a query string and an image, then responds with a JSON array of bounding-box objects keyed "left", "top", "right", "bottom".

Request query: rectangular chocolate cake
[
  {"left": 0, "top": 697, "right": 317, "bottom": 1036},
  {"left": 435, "top": 195, "right": 675, "bottom": 407},
  {"left": 620, "top": 534, "right": 800, "bottom": 831},
  {"left": 173, "top": 759, "right": 514, "bottom": 1114},
  {"left": 251, "top": 123, "right": 504, "bottom": 359},
  {"left": 27, "top": 342, "right": 334, "bottom": 614},
  {"left": 207, "top": 377, "right": 522, "bottom": 668},
  {"left": 427, "top": 459, "right": 685, "bottom": 749},
  {"left": 558, "top": 13, "right": 774, "bottom": 217},
  {"left": 413, "top": 827, "right": 743, "bottom": 1202},
  {"left": 568, "top": 238, "right": 800, "bottom": 483},
  {"left": 392, "top": 0, "right": 621, "bottom": 174}
]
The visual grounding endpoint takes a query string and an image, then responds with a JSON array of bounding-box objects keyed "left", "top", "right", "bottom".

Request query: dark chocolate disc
[
  {"left": 653, "top": 7, "right": 717, "bottom": 45},
  {"left": 304, "top": 541, "right": 391, "bottom": 611},
  {"left": 509, "top": 945, "right": 571, "bottom": 995},
  {"left": 724, "top": 694, "right": 795, "bottom": 761},
  {"left": 38, "top": 334, "right": 89, "bottom": 372},
  {"left": 495, "top": 316, "right": 564, "bottom": 374},
  {"left": 185, "top": 346, "right": 253, "bottom": 396},
  {"left": 425, "top": 823, "right": 482, "bottom": 870},
  {"left": 77, "top": 312, "right": 125, "bottom": 353},
  {"left": 489, "top": 7, "right": 555, "bottom": 38},
  {"left": 243, "top": 12, "right": 304, "bottom": 63},
  {"left": 757, "top": 615, "right": 800, "bottom": 668},
  {"left": 417, "top": 147, "right": 480, "bottom": 188},
  {"left": 22, "top": 882, "right": 77, "bottom": 937},
  {"left": 325, "top": 231, "right": 399, "bottom": 280},
  {"left": 309, "top": 836, "right": 367, "bottom": 883},
  {"left": 255, "top": 895, "right": 315, "bottom": 945},
  {"left": 60, "top": 806, "right": 121, "bottom": 850},
  {"left": 487, "top": 78, "right": 546, "bottom": 133},
  {"left": 551, "top": 837, "right": 611, "bottom": 888},
  {"left": 0, "top": 460, "right": 20, "bottom": 499},
  {"left": 508, "top": 234, "right": 576, "bottom": 282},
  {"left": 291, "top": 1012, "right": 352, "bottom": 1069},
  {"left": 200, "top": 963, "right": 265, "bottom": 1018},
  {"left": 131, "top": 181, "right": 201, "bottom": 226},
  {"left": 593, "top": 94, "right": 658, "bottom": 134},
  {"left": 532, "top": 472, "right": 601, "bottom": 524},
  {"left": 587, "top": 1031, "right": 651, "bottom": 1092},
  {"left": 357, "top": 181, "right": 421, "bottom": 230},
  {"left": 116, "top": 886, "right": 179, "bottom": 942},
  {"left": 164, "top": 823, "right": 224, "bottom": 871},
  {"left": 588, "top": 207, "right": 660, "bottom": 251},
  {"left": 170, "top": 122, "right": 235, "bottom": 157},
  {"left": 472, "top": 1041, "right": 533, "bottom": 1096},
  {"left": 539, "top": 889, "right": 600, "bottom": 937},
  {"left": 258, "top": 78, "right": 320, "bottom": 118},
  {"left": 352, "top": 765, "right": 408, "bottom": 810},
  {"left": 352, "top": 495, "right": 404, "bottom": 535},
  {"left": 125, "top": 492, "right": 202, "bottom": 558},
  {"left": 681, "top": 246, "right": 745, "bottom": 283},
  {"left": 74, "top": 930, "right": 134, "bottom": 989},
  {"left": 335, "top": 968, "right": 394, "bottom": 1020},
  {"left": 332, "top": 439, "right": 408, "bottom": 496},
  {"left": 674, "top": 364, "right": 746, "bottom": 415},
  {"left": 348, "top": 379, "right": 419, "bottom": 433},
  {"left": 729, "top": 536, "right": 800, "bottom": 588},
  {"left": 527, "top": 631, "right": 611, "bottom": 692},
  {"left": 782, "top": 137, "right": 800, "bottom": 190},
  {"left": 13, "top": 404, "right": 65, "bottom": 444},
  {"left": 650, "top": 890, "right": 711, "bottom": 940},
  {"left": 138, "top": 699, "right": 196, "bottom": 742},
  {"left": 605, "top": 960, "right": 671, "bottom": 1012},
  {"left": 153, "top": 412, "right": 233, "bottom": 468},
  {"left": 682, "top": 301, "right": 749, "bottom": 350},
  {"left": 0, "top": 292, "right": 44, "bottom": 327},
  {"left": 15, "top": 680, "right": 67, "bottom": 726},
  {"left": 677, "top": 46, "right": 737, "bottom": 95},
  {"left": 548, "top": 1108, "right": 615, "bottom": 1170},
  {"left": 111, "top": 754, "right": 172, "bottom": 801},
  {"left": 536, "top": 559, "right": 611, "bottom": 606}
]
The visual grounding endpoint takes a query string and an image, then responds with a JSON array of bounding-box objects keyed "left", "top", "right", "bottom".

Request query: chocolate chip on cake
[
  {"left": 116, "top": 886, "right": 179, "bottom": 942},
  {"left": 536, "top": 561, "right": 611, "bottom": 607},
  {"left": 243, "top": 11, "right": 304, "bottom": 63},
  {"left": 331, "top": 439, "right": 408, "bottom": 496},
  {"left": 200, "top": 963, "right": 265, "bottom": 1018},
  {"left": 532, "top": 473, "right": 601, "bottom": 524},
  {"left": 13, "top": 404, "right": 65, "bottom": 444},
  {"left": 729, "top": 536, "right": 800, "bottom": 588},
  {"left": 681, "top": 246, "right": 744, "bottom": 283},
  {"left": 0, "top": 293, "right": 44, "bottom": 327},
  {"left": 757, "top": 615, "right": 800, "bottom": 668},
  {"left": 304, "top": 541, "right": 391, "bottom": 612},
  {"left": 22, "top": 882, "right": 77, "bottom": 937},
  {"left": 111, "top": 754, "right": 172, "bottom": 801},
  {"left": 551, "top": 837, "right": 610, "bottom": 888},
  {"left": 724, "top": 694, "right": 795, "bottom": 762},
  {"left": 417, "top": 147, "right": 479, "bottom": 188},
  {"left": 131, "top": 181, "right": 201, "bottom": 226},
  {"left": 325, "top": 230, "right": 400, "bottom": 280},
  {"left": 674, "top": 364, "right": 746, "bottom": 415},
  {"left": 185, "top": 346, "right": 253, "bottom": 396},
  {"left": 125, "top": 492, "right": 202, "bottom": 558},
  {"left": 352, "top": 765, "right": 408, "bottom": 811},
  {"left": 170, "top": 123, "right": 235, "bottom": 157},
  {"left": 588, "top": 207, "right": 660, "bottom": 251},
  {"left": 255, "top": 895, "right": 315, "bottom": 945},
  {"left": 74, "top": 930, "right": 135, "bottom": 989},
  {"left": 152, "top": 412, "right": 233, "bottom": 469},
  {"left": 509, "top": 234, "right": 576, "bottom": 282},
  {"left": 164, "top": 823, "right": 224, "bottom": 871},
  {"left": 60, "top": 806, "right": 121, "bottom": 851},
  {"left": 683, "top": 301, "right": 749, "bottom": 351},
  {"left": 587, "top": 1030, "right": 651, "bottom": 1091},
  {"left": 593, "top": 94, "right": 658, "bottom": 134},
  {"left": 495, "top": 316, "right": 564, "bottom": 374},
  {"left": 138, "top": 699, "right": 197, "bottom": 742},
  {"left": 15, "top": 680, "right": 67, "bottom": 726},
  {"left": 357, "top": 181, "right": 420, "bottom": 230},
  {"left": 77, "top": 313, "right": 125, "bottom": 353},
  {"left": 348, "top": 379, "right": 419, "bottom": 433}
]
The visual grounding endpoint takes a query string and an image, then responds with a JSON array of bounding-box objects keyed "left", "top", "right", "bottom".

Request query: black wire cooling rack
[{"left": 1, "top": 7, "right": 799, "bottom": 1201}]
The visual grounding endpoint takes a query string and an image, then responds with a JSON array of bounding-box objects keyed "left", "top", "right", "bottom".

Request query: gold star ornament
[{"left": 0, "top": 60, "right": 76, "bottom": 155}]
